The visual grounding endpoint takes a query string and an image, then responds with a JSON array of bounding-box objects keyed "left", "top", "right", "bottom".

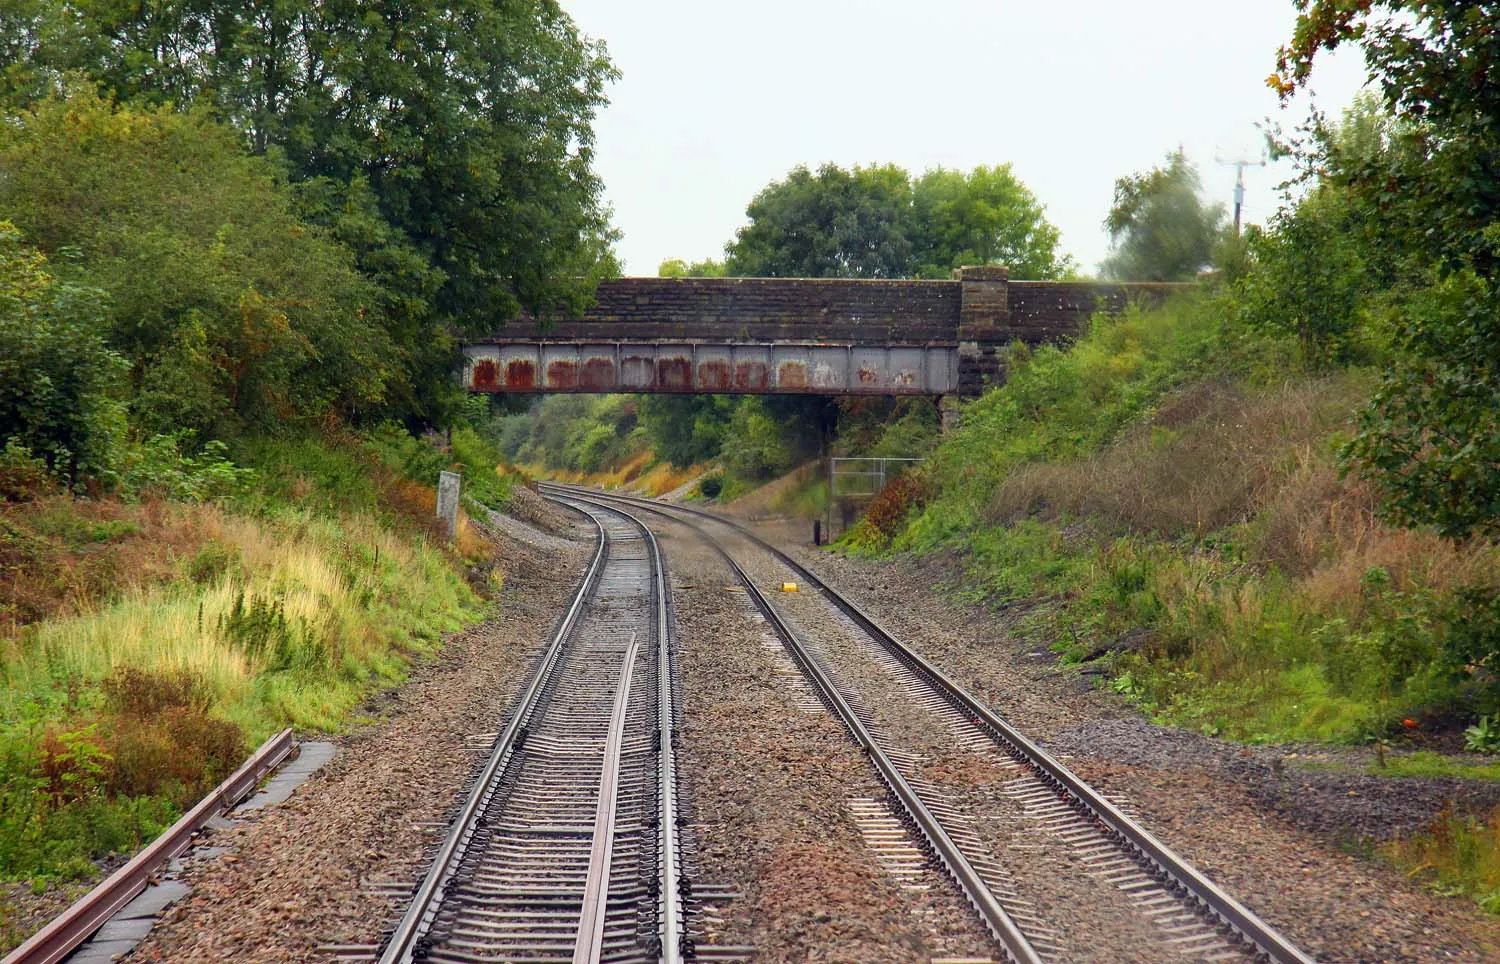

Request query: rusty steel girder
[{"left": 463, "top": 341, "right": 959, "bottom": 396}]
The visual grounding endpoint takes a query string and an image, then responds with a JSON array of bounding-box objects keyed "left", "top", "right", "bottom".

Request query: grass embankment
[
  {"left": 0, "top": 428, "right": 511, "bottom": 908},
  {"left": 848, "top": 293, "right": 1500, "bottom": 910},
  {"left": 528, "top": 448, "right": 704, "bottom": 498}
]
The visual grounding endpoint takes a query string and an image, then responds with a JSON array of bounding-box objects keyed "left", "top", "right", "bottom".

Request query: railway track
[
  {"left": 378, "top": 497, "right": 684, "bottom": 964},
  {"left": 540, "top": 483, "right": 1317, "bottom": 964}
]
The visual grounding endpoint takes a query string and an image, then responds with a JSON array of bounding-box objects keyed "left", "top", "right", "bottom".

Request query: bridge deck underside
[{"left": 464, "top": 341, "right": 959, "bottom": 395}]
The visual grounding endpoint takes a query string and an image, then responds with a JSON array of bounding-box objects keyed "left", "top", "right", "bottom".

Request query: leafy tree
[
  {"left": 726, "top": 164, "right": 915, "bottom": 279},
  {"left": 658, "top": 258, "right": 727, "bottom": 278},
  {"left": 721, "top": 397, "right": 794, "bottom": 481},
  {"left": 638, "top": 395, "right": 733, "bottom": 468},
  {"left": 1275, "top": 2, "right": 1500, "bottom": 539},
  {"left": 1101, "top": 150, "right": 1225, "bottom": 281},
  {"left": 15, "top": 0, "right": 621, "bottom": 422},
  {"left": 723, "top": 162, "right": 1069, "bottom": 281},
  {"left": 0, "top": 223, "right": 125, "bottom": 483},
  {"left": 0, "top": 92, "right": 393, "bottom": 438},
  {"left": 911, "top": 166, "right": 1071, "bottom": 279}
]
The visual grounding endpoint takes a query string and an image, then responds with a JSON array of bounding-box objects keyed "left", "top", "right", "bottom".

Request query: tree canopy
[
  {"left": 1101, "top": 150, "right": 1225, "bottom": 282},
  {"left": 0, "top": 0, "right": 621, "bottom": 474},
  {"left": 0, "top": 93, "right": 395, "bottom": 440},
  {"left": 1270, "top": 1, "right": 1500, "bottom": 539},
  {"left": 720, "top": 162, "right": 1070, "bottom": 280}
]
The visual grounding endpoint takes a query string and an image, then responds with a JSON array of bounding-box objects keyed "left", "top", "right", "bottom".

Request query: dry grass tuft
[
  {"left": 1, "top": 495, "right": 220, "bottom": 634},
  {"left": 987, "top": 376, "right": 1368, "bottom": 564}
]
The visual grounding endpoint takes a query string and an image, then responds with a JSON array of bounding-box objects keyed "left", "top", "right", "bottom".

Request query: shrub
[
  {"left": 0, "top": 224, "right": 125, "bottom": 485},
  {"left": 0, "top": 443, "right": 52, "bottom": 503},
  {"left": 100, "top": 667, "right": 245, "bottom": 801},
  {"left": 698, "top": 475, "right": 723, "bottom": 499}
]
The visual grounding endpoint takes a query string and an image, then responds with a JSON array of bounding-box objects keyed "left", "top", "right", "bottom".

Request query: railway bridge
[{"left": 463, "top": 267, "right": 1184, "bottom": 398}]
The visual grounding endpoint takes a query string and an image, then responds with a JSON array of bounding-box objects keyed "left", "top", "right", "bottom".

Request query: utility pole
[{"left": 1216, "top": 154, "right": 1266, "bottom": 235}]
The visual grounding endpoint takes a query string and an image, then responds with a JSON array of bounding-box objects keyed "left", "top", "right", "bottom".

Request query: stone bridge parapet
[{"left": 464, "top": 269, "right": 1188, "bottom": 397}]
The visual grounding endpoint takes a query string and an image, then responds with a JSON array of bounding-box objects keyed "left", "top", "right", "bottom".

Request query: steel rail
[
  {"left": 4, "top": 727, "right": 296, "bottom": 964},
  {"left": 550, "top": 490, "right": 1042, "bottom": 964},
  {"left": 542, "top": 483, "right": 1318, "bottom": 964},
  {"left": 547, "top": 495, "right": 686, "bottom": 964},
  {"left": 378, "top": 509, "right": 609, "bottom": 964},
  {"left": 573, "top": 633, "right": 642, "bottom": 964},
  {"left": 640, "top": 502, "right": 686, "bottom": 964}
]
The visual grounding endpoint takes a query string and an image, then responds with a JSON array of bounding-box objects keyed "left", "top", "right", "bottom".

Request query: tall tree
[
  {"left": 0, "top": 93, "right": 394, "bottom": 438},
  {"left": 722, "top": 162, "right": 1068, "bottom": 280},
  {"left": 911, "top": 166, "right": 1070, "bottom": 279},
  {"left": 1101, "top": 150, "right": 1225, "bottom": 281},
  {"left": 726, "top": 164, "right": 914, "bottom": 278},
  {"left": 1274, "top": 2, "right": 1500, "bottom": 539},
  {"left": 16, "top": 0, "right": 620, "bottom": 425}
]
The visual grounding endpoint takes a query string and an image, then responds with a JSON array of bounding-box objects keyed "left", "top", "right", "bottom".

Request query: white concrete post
[{"left": 436, "top": 470, "right": 461, "bottom": 540}]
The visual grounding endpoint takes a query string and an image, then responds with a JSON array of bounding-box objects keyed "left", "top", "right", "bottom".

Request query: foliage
[
  {"left": 0, "top": 93, "right": 393, "bottom": 438},
  {"left": 1272, "top": 2, "right": 1500, "bottom": 539},
  {"left": 1343, "top": 270, "right": 1500, "bottom": 540},
  {"left": 720, "top": 397, "right": 794, "bottom": 482},
  {"left": 1234, "top": 190, "right": 1369, "bottom": 367},
  {"left": 637, "top": 395, "right": 730, "bottom": 468},
  {"left": 910, "top": 166, "right": 1071, "bottom": 279},
  {"left": 843, "top": 472, "right": 928, "bottom": 553},
  {"left": 116, "top": 436, "right": 255, "bottom": 503},
  {"left": 1382, "top": 807, "right": 1500, "bottom": 915},
  {"left": 887, "top": 284, "right": 1500, "bottom": 743},
  {"left": 1468, "top": 717, "right": 1500, "bottom": 755},
  {"left": 0, "top": 223, "right": 125, "bottom": 484},
  {"left": 497, "top": 395, "right": 644, "bottom": 474},
  {"left": 721, "top": 162, "right": 1070, "bottom": 280},
  {"left": 659, "top": 258, "right": 727, "bottom": 277},
  {"left": 1101, "top": 150, "right": 1226, "bottom": 281},
  {"left": 726, "top": 163, "right": 915, "bottom": 278},
  {"left": 15, "top": 0, "right": 620, "bottom": 344},
  {"left": 0, "top": 434, "right": 487, "bottom": 881}
]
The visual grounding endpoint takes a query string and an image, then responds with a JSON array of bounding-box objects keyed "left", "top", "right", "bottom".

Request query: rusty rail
[{"left": 3, "top": 727, "right": 297, "bottom": 964}]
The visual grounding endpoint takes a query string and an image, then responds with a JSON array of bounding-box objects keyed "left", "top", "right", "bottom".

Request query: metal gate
[{"left": 826, "top": 457, "right": 925, "bottom": 537}]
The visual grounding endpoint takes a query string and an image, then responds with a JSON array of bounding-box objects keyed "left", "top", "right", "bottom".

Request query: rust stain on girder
[
  {"left": 734, "top": 361, "right": 770, "bottom": 392},
  {"left": 546, "top": 359, "right": 578, "bottom": 390},
  {"left": 657, "top": 357, "right": 692, "bottom": 391},
  {"left": 581, "top": 357, "right": 615, "bottom": 391},
  {"left": 472, "top": 359, "right": 499, "bottom": 391},
  {"left": 505, "top": 359, "right": 535, "bottom": 390},
  {"left": 777, "top": 361, "right": 808, "bottom": 389},
  {"left": 697, "top": 359, "right": 732, "bottom": 391}
]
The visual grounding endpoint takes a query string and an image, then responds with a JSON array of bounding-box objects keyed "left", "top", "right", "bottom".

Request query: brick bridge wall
[{"left": 466, "top": 270, "right": 1189, "bottom": 396}]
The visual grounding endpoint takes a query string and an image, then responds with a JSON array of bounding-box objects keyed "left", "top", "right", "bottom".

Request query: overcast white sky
[{"left": 561, "top": 0, "right": 1370, "bottom": 277}]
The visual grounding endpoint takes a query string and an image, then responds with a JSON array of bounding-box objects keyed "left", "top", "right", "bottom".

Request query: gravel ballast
[
  {"left": 655, "top": 520, "right": 1000, "bottom": 962},
  {"left": 780, "top": 540, "right": 1500, "bottom": 963}
]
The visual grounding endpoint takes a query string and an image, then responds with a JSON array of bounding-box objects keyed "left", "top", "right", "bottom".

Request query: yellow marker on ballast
[{"left": 780, "top": 582, "right": 799, "bottom": 593}]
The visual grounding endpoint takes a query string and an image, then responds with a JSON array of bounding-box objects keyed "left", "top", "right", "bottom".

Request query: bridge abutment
[{"left": 956, "top": 265, "right": 1009, "bottom": 396}]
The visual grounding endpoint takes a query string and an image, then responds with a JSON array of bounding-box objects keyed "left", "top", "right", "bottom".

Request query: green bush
[
  {"left": 0, "top": 224, "right": 126, "bottom": 485},
  {"left": 721, "top": 397, "right": 794, "bottom": 482},
  {"left": 0, "top": 93, "right": 395, "bottom": 440}
]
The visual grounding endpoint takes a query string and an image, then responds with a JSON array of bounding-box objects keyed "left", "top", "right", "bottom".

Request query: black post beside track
[{"left": 540, "top": 483, "right": 1318, "bottom": 964}]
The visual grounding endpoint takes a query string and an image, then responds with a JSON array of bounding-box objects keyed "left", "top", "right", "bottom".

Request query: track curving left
[{"left": 378, "top": 498, "right": 684, "bottom": 964}]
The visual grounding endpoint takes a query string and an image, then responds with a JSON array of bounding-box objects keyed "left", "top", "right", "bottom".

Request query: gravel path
[
  {"left": 654, "top": 520, "right": 999, "bottom": 962},
  {"left": 127, "top": 517, "right": 592, "bottom": 962},
  {"left": 777, "top": 540, "right": 1500, "bottom": 964}
]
